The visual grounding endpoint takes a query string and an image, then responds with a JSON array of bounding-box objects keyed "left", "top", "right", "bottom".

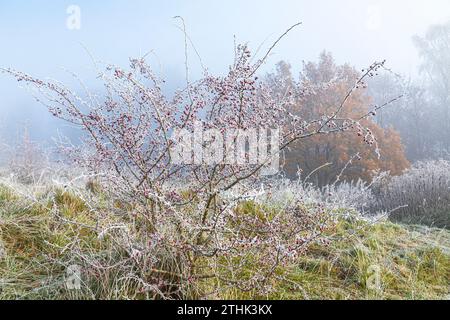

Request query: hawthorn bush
[
  {"left": 370, "top": 160, "right": 450, "bottom": 229},
  {"left": 2, "top": 26, "right": 396, "bottom": 298}
]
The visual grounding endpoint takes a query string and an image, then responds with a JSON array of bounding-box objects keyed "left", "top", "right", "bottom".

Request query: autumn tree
[{"left": 275, "top": 52, "right": 410, "bottom": 186}]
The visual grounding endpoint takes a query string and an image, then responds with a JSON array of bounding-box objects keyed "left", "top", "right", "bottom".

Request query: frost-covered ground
[{"left": 0, "top": 161, "right": 449, "bottom": 300}]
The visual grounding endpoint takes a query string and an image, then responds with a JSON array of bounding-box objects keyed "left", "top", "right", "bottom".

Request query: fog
[{"left": 1, "top": 0, "right": 449, "bottom": 143}]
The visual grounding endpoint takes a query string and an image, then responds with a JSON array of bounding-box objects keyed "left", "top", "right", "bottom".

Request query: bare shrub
[
  {"left": 370, "top": 161, "right": 450, "bottom": 228},
  {"left": 2, "top": 24, "right": 395, "bottom": 298},
  {"left": 322, "top": 180, "right": 375, "bottom": 214}
]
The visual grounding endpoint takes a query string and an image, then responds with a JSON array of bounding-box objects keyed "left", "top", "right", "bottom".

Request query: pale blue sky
[{"left": 1, "top": 0, "right": 449, "bottom": 141}]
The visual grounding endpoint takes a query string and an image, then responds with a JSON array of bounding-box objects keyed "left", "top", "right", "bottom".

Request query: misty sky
[{"left": 1, "top": 0, "right": 449, "bottom": 142}]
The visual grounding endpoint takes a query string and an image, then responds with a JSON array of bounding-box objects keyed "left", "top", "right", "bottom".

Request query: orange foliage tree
[{"left": 269, "top": 52, "right": 410, "bottom": 186}]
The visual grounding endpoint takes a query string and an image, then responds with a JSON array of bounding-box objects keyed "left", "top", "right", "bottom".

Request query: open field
[{"left": 1, "top": 179, "right": 448, "bottom": 300}]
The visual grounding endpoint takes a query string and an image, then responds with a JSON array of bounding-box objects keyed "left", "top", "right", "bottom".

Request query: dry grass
[{"left": 1, "top": 183, "right": 448, "bottom": 300}]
